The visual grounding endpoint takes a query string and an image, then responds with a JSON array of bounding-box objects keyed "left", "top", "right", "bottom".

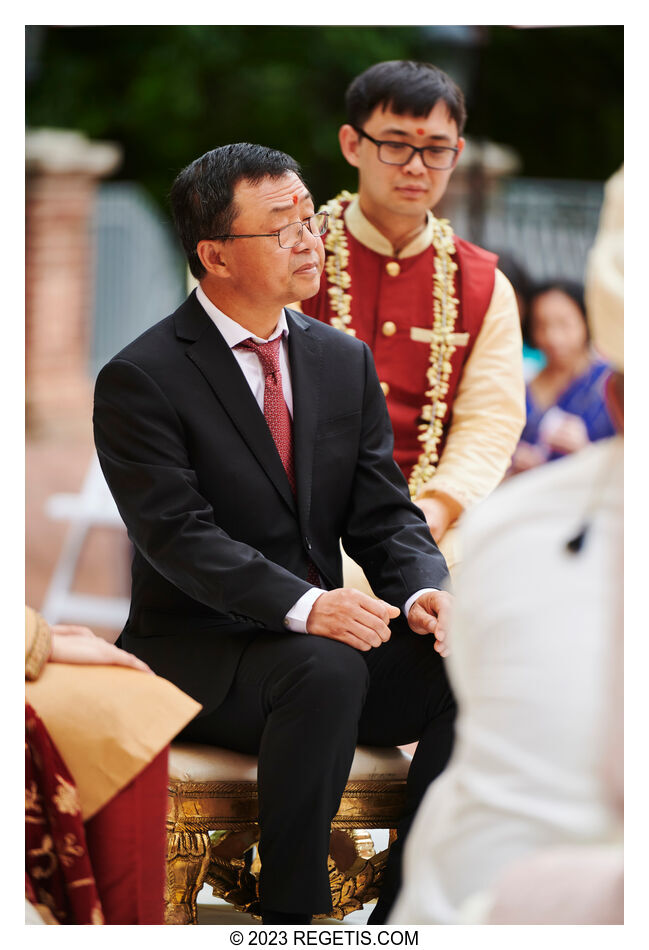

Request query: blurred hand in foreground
[{"left": 50, "top": 624, "right": 153, "bottom": 673}]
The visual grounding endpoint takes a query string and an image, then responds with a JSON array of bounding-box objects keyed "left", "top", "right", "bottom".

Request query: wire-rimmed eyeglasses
[{"left": 208, "top": 211, "right": 329, "bottom": 249}]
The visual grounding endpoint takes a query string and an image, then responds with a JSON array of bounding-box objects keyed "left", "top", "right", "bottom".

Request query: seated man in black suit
[{"left": 93, "top": 143, "right": 455, "bottom": 924}]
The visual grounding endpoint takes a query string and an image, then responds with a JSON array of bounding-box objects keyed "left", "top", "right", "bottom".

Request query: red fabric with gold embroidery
[
  {"left": 26, "top": 703, "right": 168, "bottom": 925},
  {"left": 26, "top": 703, "right": 104, "bottom": 924},
  {"left": 301, "top": 204, "right": 497, "bottom": 482}
]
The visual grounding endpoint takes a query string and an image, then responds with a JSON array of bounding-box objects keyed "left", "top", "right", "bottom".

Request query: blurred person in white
[{"left": 390, "top": 166, "right": 623, "bottom": 925}]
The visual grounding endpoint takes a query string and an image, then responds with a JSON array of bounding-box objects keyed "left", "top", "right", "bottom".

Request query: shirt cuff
[
  {"left": 284, "top": 587, "right": 326, "bottom": 633},
  {"left": 404, "top": 588, "right": 439, "bottom": 619}
]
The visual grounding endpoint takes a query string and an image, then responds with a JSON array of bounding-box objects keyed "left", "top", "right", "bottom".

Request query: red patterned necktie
[
  {"left": 237, "top": 336, "right": 295, "bottom": 492},
  {"left": 237, "top": 336, "right": 320, "bottom": 586}
]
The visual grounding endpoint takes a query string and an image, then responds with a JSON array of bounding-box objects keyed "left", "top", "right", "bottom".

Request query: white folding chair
[{"left": 40, "top": 453, "right": 130, "bottom": 629}]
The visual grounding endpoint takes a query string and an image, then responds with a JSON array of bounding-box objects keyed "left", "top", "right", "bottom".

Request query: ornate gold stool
[{"left": 165, "top": 743, "right": 410, "bottom": 924}]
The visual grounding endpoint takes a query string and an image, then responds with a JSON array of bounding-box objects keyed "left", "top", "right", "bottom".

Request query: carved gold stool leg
[
  {"left": 165, "top": 830, "right": 212, "bottom": 924},
  {"left": 321, "top": 829, "right": 392, "bottom": 920},
  {"left": 205, "top": 829, "right": 262, "bottom": 919}
]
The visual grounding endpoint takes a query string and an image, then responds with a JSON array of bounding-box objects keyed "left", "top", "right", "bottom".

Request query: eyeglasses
[
  {"left": 208, "top": 211, "right": 329, "bottom": 249},
  {"left": 352, "top": 126, "right": 460, "bottom": 171}
]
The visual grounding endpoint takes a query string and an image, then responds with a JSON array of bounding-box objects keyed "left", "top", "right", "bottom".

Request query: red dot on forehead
[
  {"left": 292, "top": 194, "right": 298, "bottom": 204},
  {"left": 416, "top": 128, "right": 425, "bottom": 135}
]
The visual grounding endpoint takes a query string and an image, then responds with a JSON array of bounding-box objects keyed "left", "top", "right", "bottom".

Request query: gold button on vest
[
  {"left": 380, "top": 381, "right": 390, "bottom": 396},
  {"left": 381, "top": 321, "right": 397, "bottom": 338},
  {"left": 386, "top": 261, "right": 400, "bottom": 276}
]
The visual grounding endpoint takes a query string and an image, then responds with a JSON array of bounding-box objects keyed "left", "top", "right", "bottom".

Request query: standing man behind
[
  {"left": 301, "top": 60, "right": 525, "bottom": 570},
  {"left": 93, "top": 144, "right": 454, "bottom": 925}
]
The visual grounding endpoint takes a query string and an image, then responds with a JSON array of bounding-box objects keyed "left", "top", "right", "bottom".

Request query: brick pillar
[{"left": 25, "top": 129, "right": 122, "bottom": 435}]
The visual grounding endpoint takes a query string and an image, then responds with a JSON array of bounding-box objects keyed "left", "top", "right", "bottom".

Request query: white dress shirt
[{"left": 196, "top": 285, "right": 434, "bottom": 633}]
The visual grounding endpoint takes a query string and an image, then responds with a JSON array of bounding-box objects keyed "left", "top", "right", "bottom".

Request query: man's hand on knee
[
  {"left": 407, "top": 589, "right": 453, "bottom": 657},
  {"left": 306, "top": 589, "right": 399, "bottom": 651}
]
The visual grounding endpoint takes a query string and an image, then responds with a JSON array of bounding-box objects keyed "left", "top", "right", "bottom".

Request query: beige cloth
[{"left": 25, "top": 607, "right": 201, "bottom": 820}]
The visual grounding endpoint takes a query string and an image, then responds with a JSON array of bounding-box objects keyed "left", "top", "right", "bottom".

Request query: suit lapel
[
  {"left": 286, "top": 309, "right": 322, "bottom": 531},
  {"left": 176, "top": 294, "right": 297, "bottom": 514}
]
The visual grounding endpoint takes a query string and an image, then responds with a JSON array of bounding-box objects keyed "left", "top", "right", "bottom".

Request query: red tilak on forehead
[
  {"left": 292, "top": 194, "right": 298, "bottom": 205},
  {"left": 416, "top": 128, "right": 425, "bottom": 136}
]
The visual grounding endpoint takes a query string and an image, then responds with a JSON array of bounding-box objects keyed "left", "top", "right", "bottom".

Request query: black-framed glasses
[
  {"left": 352, "top": 126, "right": 459, "bottom": 170},
  {"left": 208, "top": 211, "right": 329, "bottom": 249}
]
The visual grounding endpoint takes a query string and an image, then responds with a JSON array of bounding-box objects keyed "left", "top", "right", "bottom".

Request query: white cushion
[{"left": 169, "top": 743, "right": 411, "bottom": 784}]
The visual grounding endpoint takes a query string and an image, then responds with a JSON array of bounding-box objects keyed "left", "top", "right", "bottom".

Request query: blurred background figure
[
  {"left": 495, "top": 251, "right": 546, "bottom": 382},
  {"left": 509, "top": 278, "right": 616, "bottom": 475},
  {"left": 390, "top": 165, "right": 623, "bottom": 926},
  {"left": 25, "top": 606, "right": 200, "bottom": 924}
]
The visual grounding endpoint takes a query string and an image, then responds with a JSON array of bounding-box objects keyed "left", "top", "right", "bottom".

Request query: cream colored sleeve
[
  {"left": 585, "top": 165, "right": 623, "bottom": 370},
  {"left": 417, "top": 269, "right": 526, "bottom": 511},
  {"left": 25, "top": 607, "right": 52, "bottom": 681}
]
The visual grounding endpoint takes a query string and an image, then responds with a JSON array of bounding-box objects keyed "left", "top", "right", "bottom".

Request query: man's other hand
[
  {"left": 407, "top": 589, "right": 453, "bottom": 657},
  {"left": 306, "top": 589, "right": 399, "bottom": 651}
]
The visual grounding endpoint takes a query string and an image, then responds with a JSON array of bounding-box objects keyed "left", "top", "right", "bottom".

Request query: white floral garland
[{"left": 321, "top": 192, "right": 459, "bottom": 498}]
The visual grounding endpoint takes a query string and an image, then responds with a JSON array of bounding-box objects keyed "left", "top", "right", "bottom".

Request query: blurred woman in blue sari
[{"left": 509, "top": 280, "right": 616, "bottom": 474}]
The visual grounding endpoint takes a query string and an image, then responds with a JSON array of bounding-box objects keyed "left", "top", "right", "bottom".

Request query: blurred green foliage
[{"left": 26, "top": 25, "right": 623, "bottom": 214}]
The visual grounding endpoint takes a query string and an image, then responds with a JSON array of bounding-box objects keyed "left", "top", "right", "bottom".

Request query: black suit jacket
[{"left": 93, "top": 291, "right": 449, "bottom": 712}]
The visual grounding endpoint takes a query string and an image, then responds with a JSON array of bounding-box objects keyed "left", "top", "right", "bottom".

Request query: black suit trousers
[{"left": 179, "top": 616, "right": 456, "bottom": 917}]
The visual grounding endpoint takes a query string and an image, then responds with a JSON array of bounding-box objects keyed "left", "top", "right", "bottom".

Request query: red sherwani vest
[{"left": 301, "top": 202, "right": 498, "bottom": 482}]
